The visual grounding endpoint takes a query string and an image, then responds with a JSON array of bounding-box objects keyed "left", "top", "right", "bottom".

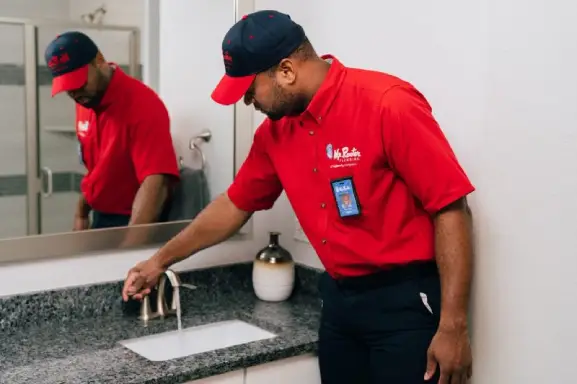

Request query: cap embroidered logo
[
  {"left": 223, "top": 51, "right": 233, "bottom": 71},
  {"left": 47, "top": 52, "right": 71, "bottom": 71}
]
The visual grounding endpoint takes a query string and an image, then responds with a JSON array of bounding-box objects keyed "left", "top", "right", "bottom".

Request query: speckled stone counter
[{"left": 0, "top": 263, "right": 322, "bottom": 384}]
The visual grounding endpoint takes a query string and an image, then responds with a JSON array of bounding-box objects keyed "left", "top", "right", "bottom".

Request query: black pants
[
  {"left": 91, "top": 200, "right": 173, "bottom": 230},
  {"left": 91, "top": 211, "right": 131, "bottom": 229},
  {"left": 318, "top": 262, "right": 442, "bottom": 384}
]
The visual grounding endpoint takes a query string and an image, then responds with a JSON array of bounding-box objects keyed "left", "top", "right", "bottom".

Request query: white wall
[
  {"left": 252, "top": 1, "right": 577, "bottom": 383},
  {"left": 68, "top": 0, "right": 144, "bottom": 65},
  {"left": 158, "top": 0, "right": 235, "bottom": 199}
]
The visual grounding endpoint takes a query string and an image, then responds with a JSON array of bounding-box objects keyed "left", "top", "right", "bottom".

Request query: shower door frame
[{"left": 0, "top": 17, "right": 140, "bottom": 235}]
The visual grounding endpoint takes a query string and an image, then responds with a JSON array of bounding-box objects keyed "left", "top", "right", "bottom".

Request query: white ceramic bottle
[{"left": 252, "top": 232, "right": 295, "bottom": 302}]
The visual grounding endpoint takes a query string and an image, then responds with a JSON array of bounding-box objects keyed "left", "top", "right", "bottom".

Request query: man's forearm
[
  {"left": 434, "top": 197, "right": 474, "bottom": 330},
  {"left": 75, "top": 194, "right": 91, "bottom": 218},
  {"left": 129, "top": 174, "right": 169, "bottom": 225},
  {"left": 152, "top": 193, "right": 252, "bottom": 269}
]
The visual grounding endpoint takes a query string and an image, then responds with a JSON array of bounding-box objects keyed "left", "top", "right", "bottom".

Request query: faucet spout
[
  {"left": 156, "top": 269, "right": 182, "bottom": 317},
  {"left": 138, "top": 269, "right": 196, "bottom": 322},
  {"left": 164, "top": 269, "right": 182, "bottom": 288}
]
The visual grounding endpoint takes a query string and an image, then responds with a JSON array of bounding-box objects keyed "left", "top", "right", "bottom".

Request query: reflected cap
[{"left": 44, "top": 31, "right": 99, "bottom": 96}]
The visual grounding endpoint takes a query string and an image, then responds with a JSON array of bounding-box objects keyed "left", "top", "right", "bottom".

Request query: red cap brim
[
  {"left": 211, "top": 74, "right": 256, "bottom": 105},
  {"left": 51, "top": 65, "right": 89, "bottom": 97}
]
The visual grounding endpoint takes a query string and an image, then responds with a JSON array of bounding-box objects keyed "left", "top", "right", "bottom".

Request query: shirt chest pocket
[{"left": 325, "top": 147, "right": 384, "bottom": 220}]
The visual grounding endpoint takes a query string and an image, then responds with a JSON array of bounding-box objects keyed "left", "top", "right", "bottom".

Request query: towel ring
[
  {"left": 180, "top": 129, "right": 212, "bottom": 170},
  {"left": 190, "top": 141, "right": 206, "bottom": 170}
]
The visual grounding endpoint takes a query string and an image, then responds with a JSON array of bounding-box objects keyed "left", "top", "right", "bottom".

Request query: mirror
[{"left": 0, "top": 0, "right": 254, "bottom": 263}]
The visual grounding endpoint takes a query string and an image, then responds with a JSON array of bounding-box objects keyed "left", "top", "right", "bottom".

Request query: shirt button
[
  {"left": 322, "top": 239, "right": 327, "bottom": 244},
  {"left": 318, "top": 116, "right": 322, "bottom": 122},
  {"left": 313, "top": 167, "right": 318, "bottom": 173},
  {"left": 309, "top": 130, "right": 315, "bottom": 135},
  {"left": 320, "top": 203, "right": 326, "bottom": 208}
]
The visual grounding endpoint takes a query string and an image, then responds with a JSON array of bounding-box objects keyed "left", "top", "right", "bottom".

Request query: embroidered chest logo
[
  {"left": 77, "top": 120, "right": 89, "bottom": 137},
  {"left": 326, "top": 143, "right": 361, "bottom": 168}
]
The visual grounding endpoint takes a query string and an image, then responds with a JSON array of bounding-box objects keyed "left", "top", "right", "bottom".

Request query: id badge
[
  {"left": 78, "top": 142, "right": 85, "bottom": 166},
  {"left": 330, "top": 177, "right": 361, "bottom": 218}
]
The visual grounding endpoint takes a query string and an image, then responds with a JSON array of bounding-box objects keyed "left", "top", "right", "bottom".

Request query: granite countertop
[{"left": 0, "top": 264, "right": 322, "bottom": 384}]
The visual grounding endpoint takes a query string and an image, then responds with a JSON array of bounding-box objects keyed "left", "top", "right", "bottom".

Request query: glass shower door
[{"left": 0, "top": 22, "right": 36, "bottom": 238}]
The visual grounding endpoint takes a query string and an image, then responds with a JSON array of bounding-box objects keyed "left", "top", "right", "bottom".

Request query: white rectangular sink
[{"left": 119, "top": 320, "right": 277, "bottom": 361}]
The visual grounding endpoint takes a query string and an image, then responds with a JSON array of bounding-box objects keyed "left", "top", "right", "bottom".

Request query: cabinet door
[
  {"left": 182, "top": 369, "right": 245, "bottom": 384},
  {"left": 245, "top": 354, "right": 321, "bottom": 384}
]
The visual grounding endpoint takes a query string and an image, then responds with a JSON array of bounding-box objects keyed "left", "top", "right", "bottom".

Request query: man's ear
[
  {"left": 94, "top": 51, "right": 106, "bottom": 66},
  {"left": 276, "top": 58, "right": 297, "bottom": 85}
]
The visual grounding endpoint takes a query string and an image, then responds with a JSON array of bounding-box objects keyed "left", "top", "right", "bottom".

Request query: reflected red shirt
[
  {"left": 227, "top": 56, "right": 475, "bottom": 278},
  {"left": 76, "top": 66, "right": 179, "bottom": 215}
]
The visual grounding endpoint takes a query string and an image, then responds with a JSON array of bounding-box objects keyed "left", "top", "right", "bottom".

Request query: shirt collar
[
  {"left": 303, "top": 54, "right": 347, "bottom": 124},
  {"left": 96, "top": 63, "right": 125, "bottom": 111}
]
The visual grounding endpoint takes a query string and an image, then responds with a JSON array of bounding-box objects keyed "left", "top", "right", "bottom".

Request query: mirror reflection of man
[{"left": 45, "top": 32, "right": 180, "bottom": 230}]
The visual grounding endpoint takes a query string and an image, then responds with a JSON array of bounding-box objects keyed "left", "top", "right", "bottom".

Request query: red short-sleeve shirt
[
  {"left": 228, "top": 56, "right": 475, "bottom": 278},
  {"left": 76, "top": 66, "right": 180, "bottom": 215}
]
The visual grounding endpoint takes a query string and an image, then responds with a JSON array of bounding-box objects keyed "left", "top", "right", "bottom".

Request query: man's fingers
[
  {"left": 450, "top": 371, "right": 466, "bottom": 384},
  {"left": 122, "top": 270, "right": 142, "bottom": 301},
  {"left": 132, "top": 287, "right": 151, "bottom": 301},
  {"left": 438, "top": 372, "right": 450, "bottom": 384},
  {"left": 424, "top": 352, "right": 437, "bottom": 381}
]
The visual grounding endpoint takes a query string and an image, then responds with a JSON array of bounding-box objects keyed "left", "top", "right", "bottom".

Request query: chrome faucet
[{"left": 139, "top": 269, "right": 196, "bottom": 321}]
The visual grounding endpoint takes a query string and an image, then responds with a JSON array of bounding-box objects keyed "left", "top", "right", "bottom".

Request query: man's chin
[
  {"left": 77, "top": 99, "right": 100, "bottom": 109},
  {"left": 264, "top": 112, "right": 285, "bottom": 121}
]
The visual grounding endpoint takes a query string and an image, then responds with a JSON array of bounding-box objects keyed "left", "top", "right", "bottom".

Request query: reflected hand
[
  {"left": 118, "top": 225, "right": 154, "bottom": 249},
  {"left": 73, "top": 216, "right": 90, "bottom": 231},
  {"left": 424, "top": 326, "right": 473, "bottom": 384},
  {"left": 122, "top": 258, "right": 166, "bottom": 301}
]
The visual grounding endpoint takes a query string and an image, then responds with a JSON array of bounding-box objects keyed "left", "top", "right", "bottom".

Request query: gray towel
[{"left": 167, "top": 167, "right": 210, "bottom": 221}]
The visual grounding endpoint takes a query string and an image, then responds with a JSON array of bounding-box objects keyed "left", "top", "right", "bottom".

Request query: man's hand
[
  {"left": 122, "top": 258, "right": 166, "bottom": 301},
  {"left": 120, "top": 194, "right": 252, "bottom": 302},
  {"left": 73, "top": 216, "right": 90, "bottom": 231},
  {"left": 424, "top": 326, "right": 473, "bottom": 384}
]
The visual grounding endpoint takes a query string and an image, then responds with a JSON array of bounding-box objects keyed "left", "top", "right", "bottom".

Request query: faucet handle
[
  {"left": 167, "top": 283, "right": 197, "bottom": 310},
  {"left": 139, "top": 295, "right": 159, "bottom": 321}
]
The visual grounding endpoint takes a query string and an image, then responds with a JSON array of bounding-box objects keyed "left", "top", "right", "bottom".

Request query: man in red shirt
[
  {"left": 45, "top": 32, "right": 180, "bottom": 230},
  {"left": 122, "top": 11, "right": 474, "bottom": 384}
]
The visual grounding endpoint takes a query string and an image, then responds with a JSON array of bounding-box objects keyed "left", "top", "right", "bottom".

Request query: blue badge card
[
  {"left": 330, "top": 177, "right": 361, "bottom": 218},
  {"left": 78, "top": 142, "right": 86, "bottom": 166}
]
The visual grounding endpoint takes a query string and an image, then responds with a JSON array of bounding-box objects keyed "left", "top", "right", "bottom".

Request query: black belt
[{"left": 333, "top": 261, "right": 438, "bottom": 291}]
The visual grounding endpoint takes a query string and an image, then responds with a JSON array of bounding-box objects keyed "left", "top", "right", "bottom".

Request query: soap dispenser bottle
[{"left": 252, "top": 231, "right": 295, "bottom": 302}]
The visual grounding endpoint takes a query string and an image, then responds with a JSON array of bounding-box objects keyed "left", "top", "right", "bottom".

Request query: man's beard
[
  {"left": 260, "top": 94, "right": 310, "bottom": 122},
  {"left": 75, "top": 91, "right": 105, "bottom": 109}
]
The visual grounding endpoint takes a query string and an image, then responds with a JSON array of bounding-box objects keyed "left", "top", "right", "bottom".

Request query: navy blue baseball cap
[
  {"left": 44, "top": 31, "right": 99, "bottom": 96},
  {"left": 211, "top": 10, "right": 306, "bottom": 105}
]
